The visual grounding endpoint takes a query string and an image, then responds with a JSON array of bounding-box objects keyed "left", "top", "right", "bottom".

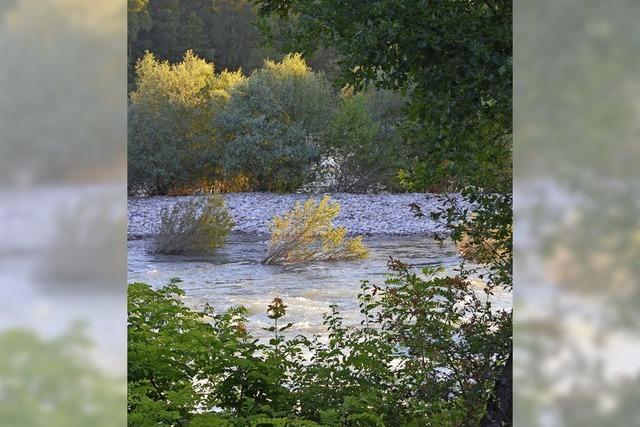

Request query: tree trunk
[{"left": 480, "top": 352, "right": 512, "bottom": 427}]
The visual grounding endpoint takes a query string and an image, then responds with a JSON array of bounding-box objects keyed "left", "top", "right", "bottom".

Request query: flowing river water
[{"left": 128, "top": 233, "right": 511, "bottom": 339}]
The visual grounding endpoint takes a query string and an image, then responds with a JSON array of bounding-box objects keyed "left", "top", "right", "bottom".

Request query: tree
[
  {"left": 127, "top": 0, "right": 285, "bottom": 90},
  {"left": 206, "top": 0, "right": 270, "bottom": 71},
  {"left": 128, "top": 0, "right": 152, "bottom": 59},
  {"left": 128, "top": 51, "right": 244, "bottom": 195},
  {"left": 217, "top": 54, "right": 335, "bottom": 192},
  {"left": 254, "top": 0, "right": 512, "bottom": 193}
]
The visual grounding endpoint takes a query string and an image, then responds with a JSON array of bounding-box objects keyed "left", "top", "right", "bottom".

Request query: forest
[{"left": 127, "top": 0, "right": 512, "bottom": 426}]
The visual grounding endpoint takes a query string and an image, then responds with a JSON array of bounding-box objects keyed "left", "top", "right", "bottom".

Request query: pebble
[{"left": 128, "top": 192, "right": 454, "bottom": 238}]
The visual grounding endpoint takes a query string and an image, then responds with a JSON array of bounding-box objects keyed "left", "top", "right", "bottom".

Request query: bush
[
  {"left": 318, "top": 89, "right": 409, "bottom": 193},
  {"left": 217, "top": 54, "right": 336, "bottom": 192},
  {"left": 128, "top": 51, "right": 244, "bottom": 195},
  {"left": 262, "top": 196, "right": 369, "bottom": 265},
  {"left": 150, "top": 195, "right": 234, "bottom": 255},
  {"left": 127, "top": 51, "right": 414, "bottom": 195}
]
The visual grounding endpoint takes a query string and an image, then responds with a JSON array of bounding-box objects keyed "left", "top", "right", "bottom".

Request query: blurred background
[
  {"left": 0, "top": 0, "right": 126, "bottom": 425},
  {"left": 1, "top": 0, "right": 638, "bottom": 425},
  {"left": 515, "top": 0, "right": 640, "bottom": 425}
]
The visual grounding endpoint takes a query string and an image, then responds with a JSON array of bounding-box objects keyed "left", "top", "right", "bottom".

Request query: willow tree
[
  {"left": 128, "top": 51, "right": 245, "bottom": 195},
  {"left": 217, "top": 54, "right": 335, "bottom": 192}
]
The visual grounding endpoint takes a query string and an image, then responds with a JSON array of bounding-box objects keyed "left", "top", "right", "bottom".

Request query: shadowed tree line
[{"left": 128, "top": 52, "right": 411, "bottom": 195}]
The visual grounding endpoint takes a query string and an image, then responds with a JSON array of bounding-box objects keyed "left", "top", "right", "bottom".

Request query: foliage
[
  {"left": 150, "top": 195, "right": 234, "bottom": 255},
  {"left": 128, "top": 279, "right": 221, "bottom": 426},
  {"left": 0, "top": 326, "right": 125, "bottom": 427},
  {"left": 255, "top": 0, "right": 513, "bottom": 420},
  {"left": 128, "top": 266, "right": 510, "bottom": 426},
  {"left": 456, "top": 229, "right": 503, "bottom": 265},
  {"left": 128, "top": 0, "right": 152, "bottom": 60},
  {"left": 254, "top": 0, "right": 512, "bottom": 186},
  {"left": 130, "top": 51, "right": 414, "bottom": 195},
  {"left": 128, "top": 280, "right": 299, "bottom": 426},
  {"left": 217, "top": 54, "right": 335, "bottom": 192},
  {"left": 319, "top": 90, "right": 408, "bottom": 192},
  {"left": 127, "top": 0, "right": 344, "bottom": 90},
  {"left": 262, "top": 196, "right": 369, "bottom": 264},
  {"left": 128, "top": 51, "right": 244, "bottom": 195},
  {"left": 254, "top": 0, "right": 512, "bottom": 279},
  {"left": 128, "top": 0, "right": 266, "bottom": 90},
  {"left": 188, "top": 413, "right": 234, "bottom": 427},
  {"left": 127, "top": 35, "right": 414, "bottom": 195}
]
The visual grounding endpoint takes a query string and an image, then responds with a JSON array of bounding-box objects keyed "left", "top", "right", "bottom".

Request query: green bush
[
  {"left": 127, "top": 51, "right": 415, "bottom": 195},
  {"left": 319, "top": 90, "right": 409, "bottom": 193},
  {"left": 189, "top": 413, "right": 235, "bottom": 427},
  {"left": 217, "top": 54, "right": 336, "bottom": 192},
  {"left": 128, "top": 280, "right": 217, "bottom": 426},
  {"left": 150, "top": 195, "right": 234, "bottom": 255}
]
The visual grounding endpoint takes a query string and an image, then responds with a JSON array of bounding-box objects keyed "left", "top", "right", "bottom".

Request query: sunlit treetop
[
  {"left": 263, "top": 52, "right": 311, "bottom": 77},
  {"left": 130, "top": 50, "right": 246, "bottom": 108}
]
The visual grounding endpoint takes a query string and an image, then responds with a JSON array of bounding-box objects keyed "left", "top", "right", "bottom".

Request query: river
[{"left": 128, "top": 233, "right": 511, "bottom": 339}]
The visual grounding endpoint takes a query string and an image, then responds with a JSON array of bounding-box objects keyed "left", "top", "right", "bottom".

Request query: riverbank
[{"left": 128, "top": 192, "right": 453, "bottom": 238}]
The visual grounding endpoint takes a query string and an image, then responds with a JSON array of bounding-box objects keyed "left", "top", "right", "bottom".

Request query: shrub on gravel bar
[
  {"left": 150, "top": 195, "right": 234, "bottom": 255},
  {"left": 262, "top": 195, "right": 369, "bottom": 265}
]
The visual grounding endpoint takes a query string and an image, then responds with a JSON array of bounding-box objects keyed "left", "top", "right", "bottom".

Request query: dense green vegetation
[
  {"left": 128, "top": 0, "right": 512, "bottom": 424},
  {"left": 321, "top": 90, "right": 408, "bottom": 192},
  {"left": 129, "top": 268, "right": 510, "bottom": 426},
  {"left": 216, "top": 54, "right": 334, "bottom": 192},
  {"left": 128, "top": 51, "right": 410, "bottom": 195},
  {"left": 254, "top": 0, "right": 513, "bottom": 424},
  {"left": 127, "top": 0, "right": 342, "bottom": 90},
  {"left": 128, "top": 0, "right": 266, "bottom": 90},
  {"left": 128, "top": 51, "right": 245, "bottom": 195}
]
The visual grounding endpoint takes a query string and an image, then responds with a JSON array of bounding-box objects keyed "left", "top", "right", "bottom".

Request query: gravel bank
[{"left": 128, "top": 193, "right": 452, "bottom": 238}]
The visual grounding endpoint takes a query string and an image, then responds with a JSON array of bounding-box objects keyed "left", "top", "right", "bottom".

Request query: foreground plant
[
  {"left": 150, "top": 194, "right": 234, "bottom": 255},
  {"left": 128, "top": 264, "right": 510, "bottom": 426},
  {"left": 262, "top": 195, "right": 369, "bottom": 265}
]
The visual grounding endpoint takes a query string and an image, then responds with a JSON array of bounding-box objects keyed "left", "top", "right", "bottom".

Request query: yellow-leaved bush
[
  {"left": 262, "top": 196, "right": 369, "bottom": 265},
  {"left": 130, "top": 50, "right": 245, "bottom": 109}
]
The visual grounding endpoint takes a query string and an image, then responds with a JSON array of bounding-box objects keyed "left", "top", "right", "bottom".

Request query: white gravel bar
[{"left": 128, "top": 192, "right": 452, "bottom": 238}]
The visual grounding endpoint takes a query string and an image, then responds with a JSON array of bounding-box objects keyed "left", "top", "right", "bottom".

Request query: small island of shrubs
[{"left": 151, "top": 194, "right": 369, "bottom": 265}]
